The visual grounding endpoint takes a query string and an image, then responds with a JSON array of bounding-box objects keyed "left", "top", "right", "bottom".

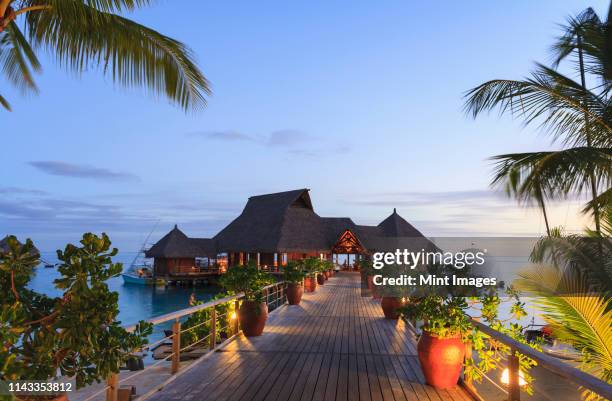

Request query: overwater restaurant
[{"left": 145, "top": 189, "right": 431, "bottom": 279}]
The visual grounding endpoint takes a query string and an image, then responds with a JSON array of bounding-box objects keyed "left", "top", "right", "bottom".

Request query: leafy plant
[
  {"left": 297, "top": 257, "right": 322, "bottom": 278},
  {"left": 401, "top": 289, "right": 539, "bottom": 394},
  {"left": 0, "top": 233, "right": 152, "bottom": 388},
  {"left": 218, "top": 262, "right": 274, "bottom": 303},
  {"left": 0, "top": 0, "right": 210, "bottom": 111},
  {"left": 282, "top": 261, "right": 306, "bottom": 284}
]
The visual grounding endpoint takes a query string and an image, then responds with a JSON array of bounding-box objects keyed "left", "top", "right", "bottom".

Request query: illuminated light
[
  {"left": 230, "top": 312, "right": 237, "bottom": 321},
  {"left": 500, "top": 368, "right": 527, "bottom": 387}
]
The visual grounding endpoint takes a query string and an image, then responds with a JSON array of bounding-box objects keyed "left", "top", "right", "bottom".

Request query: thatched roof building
[{"left": 146, "top": 189, "right": 434, "bottom": 275}]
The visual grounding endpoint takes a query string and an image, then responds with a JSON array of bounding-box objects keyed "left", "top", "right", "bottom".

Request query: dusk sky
[{"left": 1, "top": 1, "right": 606, "bottom": 251}]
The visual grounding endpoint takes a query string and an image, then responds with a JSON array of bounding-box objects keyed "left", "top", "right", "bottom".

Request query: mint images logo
[{"left": 372, "top": 249, "right": 487, "bottom": 270}]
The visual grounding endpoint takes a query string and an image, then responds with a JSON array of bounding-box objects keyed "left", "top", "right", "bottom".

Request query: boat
[{"left": 122, "top": 222, "right": 165, "bottom": 286}]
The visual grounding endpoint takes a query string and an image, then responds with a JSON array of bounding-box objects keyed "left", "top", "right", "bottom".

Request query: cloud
[
  {"left": 28, "top": 161, "right": 139, "bottom": 181},
  {"left": 0, "top": 187, "right": 47, "bottom": 195},
  {"left": 187, "top": 129, "right": 350, "bottom": 156},
  {"left": 348, "top": 190, "right": 508, "bottom": 207}
]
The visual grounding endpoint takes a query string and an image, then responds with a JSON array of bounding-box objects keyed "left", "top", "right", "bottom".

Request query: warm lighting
[
  {"left": 230, "top": 312, "right": 237, "bottom": 320},
  {"left": 500, "top": 368, "right": 527, "bottom": 387}
]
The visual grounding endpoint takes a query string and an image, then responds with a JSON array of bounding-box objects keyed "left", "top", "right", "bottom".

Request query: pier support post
[
  {"left": 105, "top": 373, "right": 118, "bottom": 401},
  {"left": 507, "top": 348, "right": 521, "bottom": 401},
  {"left": 233, "top": 299, "right": 240, "bottom": 334},
  {"left": 171, "top": 320, "right": 181, "bottom": 374},
  {"left": 209, "top": 308, "right": 217, "bottom": 350}
]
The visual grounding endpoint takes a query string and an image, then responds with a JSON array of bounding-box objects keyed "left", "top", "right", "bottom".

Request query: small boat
[
  {"left": 122, "top": 222, "right": 165, "bottom": 286},
  {"left": 122, "top": 265, "right": 165, "bottom": 285},
  {"left": 44, "top": 263, "right": 55, "bottom": 268}
]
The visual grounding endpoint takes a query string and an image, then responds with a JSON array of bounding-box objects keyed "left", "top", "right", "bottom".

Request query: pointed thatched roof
[
  {"left": 144, "top": 225, "right": 216, "bottom": 258},
  {"left": 149, "top": 189, "right": 433, "bottom": 256},
  {"left": 214, "top": 189, "right": 329, "bottom": 253},
  {"left": 377, "top": 208, "right": 424, "bottom": 237}
]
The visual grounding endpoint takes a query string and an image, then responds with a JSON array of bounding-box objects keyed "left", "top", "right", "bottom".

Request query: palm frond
[
  {"left": 515, "top": 265, "right": 612, "bottom": 400},
  {"left": 490, "top": 148, "right": 612, "bottom": 203},
  {"left": 0, "top": 93, "right": 11, "bottom": 110},
  {"left": 583, "top": 188, "right": 612, "bottom": 220},
  {"left": 464, "top": 64, "right": 612, "bottom": 148},
  {"left": 25, "top": 0, "right": 210, "bottom": 111},
  {"left": 0, "top": 21, "right": 41, "bottom": 94}
]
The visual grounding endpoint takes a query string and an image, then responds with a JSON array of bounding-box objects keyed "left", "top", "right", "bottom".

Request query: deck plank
[{"left": 146, "top": 273, "right": 473, "bottom": 401}]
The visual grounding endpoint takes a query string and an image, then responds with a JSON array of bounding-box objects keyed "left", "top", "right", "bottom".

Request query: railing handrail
[
  {"left": 123, "top": 282, "right": 285, "bottom": 332},
  {"left": 470, "top": 318, "right": 612, "bottom": 399}
]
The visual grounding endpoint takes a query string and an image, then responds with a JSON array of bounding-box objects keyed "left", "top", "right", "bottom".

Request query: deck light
[
  {"left": 500, "top": 368, "right": 527, "bottom": 387},
  {"left": 230, "top": 312, "right": 237, "bottom": 320}
]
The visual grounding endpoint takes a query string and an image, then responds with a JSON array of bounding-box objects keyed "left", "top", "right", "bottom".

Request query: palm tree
[
  {"left": 464, "top": 58, "right": 612, "bottom": 236},
  {"left": 0, "top": 0, "right": 210, "bottom": 112},
  {"left": 551, "top": 5, "right": 612, "bottom": 234}
]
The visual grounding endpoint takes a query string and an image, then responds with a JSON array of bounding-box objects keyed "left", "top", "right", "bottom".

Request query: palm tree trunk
[
  {"left": 577, "top": 34, "right": 602, "bottom": 235},
  {"left": 535, "top": 184, "right": 552, "bottom": 236}
]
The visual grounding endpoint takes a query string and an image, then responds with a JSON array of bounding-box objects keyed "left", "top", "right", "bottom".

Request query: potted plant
[
  {"left": 299, "top": 257, "right": 319, "bottom": 292},
  {"left": 377, "top": 264, "right": 411, "bottom": 319},
  {"left": 0, "top": 234, "right": 152, "bottom": 400},
  {"left": 219, "top": 262, "right": 274, "bottom": 336},
  {"left": 282, "top": 262, "right": 306, "bottom": 305},
  {"left": 322, "top": 260, "right": 334, "bottom": 279},
  {"left": 401, "top": 288, "right": 538, "bottom": 391}
]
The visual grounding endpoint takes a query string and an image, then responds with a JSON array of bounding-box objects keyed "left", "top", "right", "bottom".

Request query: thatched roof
[
  {"left": 145, "top": 225, "right": 216, "bottom": 258},
  {"left": 150, "top": 189, "right": 433, "bottom": 256},
  {"left": 214, "top": 189, "right": 328, "bottom": 253},
  {"left": 0, "top": 236, "right": 40, "bottom": 257}
]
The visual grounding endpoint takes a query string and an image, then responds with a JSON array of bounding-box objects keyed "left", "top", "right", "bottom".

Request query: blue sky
[{"left": 1, "top": 0, "right": 607, "bottom": 251}]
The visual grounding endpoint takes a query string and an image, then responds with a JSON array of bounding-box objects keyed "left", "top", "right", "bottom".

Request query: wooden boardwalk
[{"left": 146, "top": 272, "right": 473, "bottom": 401}]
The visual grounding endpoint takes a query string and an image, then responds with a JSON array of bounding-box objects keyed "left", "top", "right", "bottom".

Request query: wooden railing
[
  {"left": 85, "top": 281, "right": 286, "bottom": 401},
  {"left": 462, "top": 318, "right": 612, "bottom": 401}
]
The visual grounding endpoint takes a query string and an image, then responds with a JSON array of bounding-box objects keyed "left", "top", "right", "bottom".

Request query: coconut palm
[
  {"left": 0, "top": 0, "right": 210, "bottom": 112},
  {"left": 464, "top": 51, "right": 612, "bottom": 235}
]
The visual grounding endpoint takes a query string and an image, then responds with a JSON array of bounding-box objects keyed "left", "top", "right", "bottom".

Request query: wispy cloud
[
  {"left": 349, "top": 190, "right": 508, "bottom": 207},
  {"left": 187, "top": 129, "right": 350, "bottom": 156},
  {"left": 29, "top": 161, "right": 139, "bottom": 182}
]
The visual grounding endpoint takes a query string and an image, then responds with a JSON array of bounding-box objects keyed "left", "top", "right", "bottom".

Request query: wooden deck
[{"left": 146, "top": 272, "right": 473, "bottom": 401}]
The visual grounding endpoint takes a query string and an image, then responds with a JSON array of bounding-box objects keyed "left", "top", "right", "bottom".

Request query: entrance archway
[{"left": 331, "top": 229, "right": 367, "bottom": 270}]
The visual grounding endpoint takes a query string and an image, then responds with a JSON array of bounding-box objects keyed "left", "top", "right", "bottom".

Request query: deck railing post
[
  {"left": 171, "top": 320, "right": 181, "bottom": 374},
  {"left": 233, "top": 299, "right": 240, "bottom": 334},
  {"left": 105, "top": 373, "right": 118, "bottom": 401},
  {"left": 209, "top": 308, "right": 217, "bottom": 350},
  {"left": 507, "top": 347, "right": 521, "bottom": 401},
  {"left": 464, "top": 341, "right": 473, "bottom": 386}
]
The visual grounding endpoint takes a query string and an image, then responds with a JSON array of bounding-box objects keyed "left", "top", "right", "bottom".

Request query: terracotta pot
[
  {"left": 238, "top": 301, "right": 268, "bottom": 337},
  {"left": 316, "top": 273, "right": 325, "bottom": 285},
  {"left": 417, "top": 332, "right": 465, "bottom": 389},
  {"left": 286, "top": 283, "right": 303, "bottom": 305},
  {"left": 367, "top": 275, "right": 374, "bottom": 291},
  {"left": 381, "top": 297, "right": 405, "bottom": 319},
  {"left": 304, "top": 276, "right": 317, "bottom": 292},
  {"left": 324, "top": 271, "right": 329, "bottom": 280}
]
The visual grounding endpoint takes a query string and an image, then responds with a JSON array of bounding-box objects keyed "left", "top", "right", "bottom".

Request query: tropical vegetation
[
  {"left": 218, "top": 262, "right": 274, "bottom": 303},
  {"left": 0, "top": 0, "right": 210, "bottom": 111},
  {"left": 464, "top": 4, "right": 612, "bottom": 399},
  {"left": 0, "top": 233, "right": 152, "bottom": 388}
]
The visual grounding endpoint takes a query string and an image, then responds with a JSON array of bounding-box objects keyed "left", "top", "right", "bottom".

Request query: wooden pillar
[
  {"left": 233, "top": 299, "right": 240, "bottom": 334},
  {"left": 105, "top": 373, "right": 118, "bottom": 401},
  {"left": 239, "top": 252, "right": 244, "bottom": 265},
  {"left": 256, "top": 252, "right": 260, "bottom": 268},
  {"left": 507, "top": 348, "right": 521, "bottom": 401},
  {"left": 171, "top": 320, "right": 181, "bottom": 374},
  {"left": 209, "top": 308, "right": 217, "bottom": 350}
]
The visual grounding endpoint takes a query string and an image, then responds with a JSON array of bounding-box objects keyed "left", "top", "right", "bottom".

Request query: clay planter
[
  {"left": 286, "top": 283, "right": 304, "bottom": 305},
  {"left": 238, "top": 301, "right": 269, "bottom": 337},
  {"left": 417, "top": 332, "right": 465, "bottom": 389},
  {"left": 316, "top": 273, "right": 325, "bottom": 285},
  {"left": 367, "top": 275, "right": 374, "bottom": 291},
  {"left": 324, "top": 271, "right": 329, "bottom": 280},
  {"left": 381, "top": 297, "right": 405, "bottom": 319},
  {"left": 304, "top": 276, "right": 317, "bottom": 292}
]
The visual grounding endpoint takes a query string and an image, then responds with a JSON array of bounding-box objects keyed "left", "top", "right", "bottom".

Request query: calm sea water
[{"left": 30, "top": 252, "right": 221, "bottom": 353}]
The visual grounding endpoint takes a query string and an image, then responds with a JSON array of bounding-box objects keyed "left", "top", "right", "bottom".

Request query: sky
[{"left": 1, "top": 0, "right": 607, "bottom": 251}]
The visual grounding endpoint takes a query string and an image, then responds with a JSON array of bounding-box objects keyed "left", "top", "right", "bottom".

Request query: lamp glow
[
  {"left": 500, "top": 368, "right": 527, "bottom": 387},
  {"left": 230, "top": 312, "right": 237, "bottom": 321}
]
